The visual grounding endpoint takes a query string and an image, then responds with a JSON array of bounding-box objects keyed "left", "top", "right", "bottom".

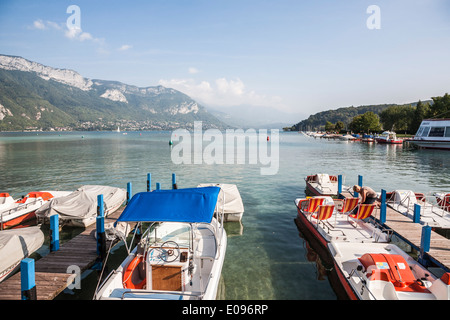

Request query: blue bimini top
[{"left": 117, "top": 187, "right": 220, "bottom": 223}]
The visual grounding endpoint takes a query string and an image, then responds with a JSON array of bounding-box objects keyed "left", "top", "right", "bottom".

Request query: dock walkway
[
  {"left": 341, "top": 191, "right": 450, "bottom": 271},
  {"left": 0, "top": 207, "right": 126, "bottom": 300}
]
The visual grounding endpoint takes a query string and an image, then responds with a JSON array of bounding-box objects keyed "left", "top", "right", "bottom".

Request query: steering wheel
[{"left": 160, "top": 241, "right": 180, "bottom": 263}]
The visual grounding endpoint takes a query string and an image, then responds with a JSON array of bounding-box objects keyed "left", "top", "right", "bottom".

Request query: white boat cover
[
  {"left": 35, "top": 185, "right": 126, "bottom": 221},
  {"left": 197, "top": 184, "right": 244, "bottom": 215},
  {"left": 0, "top": 226, "right": 44, "bottom": 281},
  {"left": 0, "top": 194, "right": 15, "bottom": 211}
]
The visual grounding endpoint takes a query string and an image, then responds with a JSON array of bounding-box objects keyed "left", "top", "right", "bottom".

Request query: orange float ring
[{"left": 122, "top": 256, "right": 146, "bottom": 289}]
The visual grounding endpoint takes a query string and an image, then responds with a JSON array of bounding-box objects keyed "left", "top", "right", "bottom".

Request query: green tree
[
  {"left": 429, "top": 93, "right": 450, "bottom": 118},
  {"left": 349, "top": 112, "right": 381, "bottom": 133},
  {"left": 335, "top": 121, "right": 345, "bottom": 132},
  {"left": 379, "top": 105, "right": 414, "bottom": 132},
  {"left": 324, "top": 121, "right": 335, "bottom": 131},
  {"left": 410, "top": 100, "right": 430, "bottom": 134}
]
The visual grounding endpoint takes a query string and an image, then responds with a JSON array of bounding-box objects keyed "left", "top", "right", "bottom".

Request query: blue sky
[{"left": 1, "top": 0, "right": 450, "bottom": 120}]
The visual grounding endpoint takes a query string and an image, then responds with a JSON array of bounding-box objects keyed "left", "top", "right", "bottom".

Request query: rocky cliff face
[
  {"left": 0, "top": 55, "right": 93, "bottom": 91},
  {"left": 0, "top": 54, "right": 225, "bottom": 131}
]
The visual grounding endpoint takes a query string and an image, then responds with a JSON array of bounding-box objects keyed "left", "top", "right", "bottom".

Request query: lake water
[{"left": 1, "top": 131, "right": 449, "bottom": 300}]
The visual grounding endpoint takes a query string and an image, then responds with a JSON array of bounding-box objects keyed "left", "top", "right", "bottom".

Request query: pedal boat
[
  {"left": 0, "top": 191, "right": 70, "bottom": 229},
  {"left": 328, "top": 241, "right": 450, "bottom": 300},
  {"left": 94, "top": 187, "right": 227, "bottom": 300},
  {"left": 294, "top": 196, "right": 390, "bottom": 249}
]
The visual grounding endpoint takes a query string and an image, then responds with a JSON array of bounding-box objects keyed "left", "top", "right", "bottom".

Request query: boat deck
[
  {"left": 340, "top": 191, "right": 450, "bottom": 272},
  {"left": 0, "top": 207, "right": 127, "bottom": 300}
]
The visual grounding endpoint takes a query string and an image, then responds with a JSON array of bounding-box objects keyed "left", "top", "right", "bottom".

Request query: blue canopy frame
[{"left": 117, "top": 187, "right": 220, "bottom": 223}]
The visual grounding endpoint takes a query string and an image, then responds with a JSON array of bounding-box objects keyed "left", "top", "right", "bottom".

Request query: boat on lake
[
  {"left": 0, "top": 191, "right": 71, "bottom": 229},
  {"left": 386, "top": 190, "right": 450, "bottom": 229},
  {"left": 294, "top": 196, "right": 391, "bottom": 250},
  {"left": 328, "top": 241, "right": 450, "bottom": 300},
  {"left": 375, "top": 131, "right": 403, "bottom": 144},
  {"left": 411, "top": 119, "right": 450, "bottom": 150},
  {"left": 0, "top": 226, "right": 44, "bottom": 282},
  {"left": 35, "top": 185, "right": 126, "bottom": 228},
  {"left": 197, "top": 183, "right": 244, "bottom": 222},
  {"left": 94, "top": 187, "right": 227, "bottom": 300},
  {"left": 305, "top": 174, "right": 340, "bottom": 197}
]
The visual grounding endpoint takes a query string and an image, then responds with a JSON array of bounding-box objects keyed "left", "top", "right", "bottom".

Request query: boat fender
[{"left": 122, "top": 255, "right": 146, "bottom": 289}]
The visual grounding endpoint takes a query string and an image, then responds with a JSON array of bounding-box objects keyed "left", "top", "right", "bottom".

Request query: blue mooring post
[
  {"left": 338, "top": 175, "right": 343, "bottom": 196},
  {"left": 419, "top": 225, "right": 432, "bottom": 266},
  {"left": 127, "top": 182, "right": 132, "bottom": 204},
  {"left": 156, "top": 182, "right": 161, "bottom": 190},
  {"left": 97, "top": 194, "right": 104, "bottom": 217},
  {"left": 50, "top": 214, "right": 59, "bottom": 252},
  {"left": 380, "top": 189, "right": 387, "bottom": 224},
  {"left": 21, "top": 258, "right": 36, "bottom": 300},
  {"left": 96, "top": 216, "right": 106, "bottom": 258},
  {"left": 413, "top": 204, "right": 421, "bottom": 223},
  {"left": 147, "top": 173, "right": 151, "bottom": 192},
  {"left": 96, "top": 194, "right": 106, "bottom": 263},
  {"left": 172, "top": 173, "right": 177, "bottom": 189}
]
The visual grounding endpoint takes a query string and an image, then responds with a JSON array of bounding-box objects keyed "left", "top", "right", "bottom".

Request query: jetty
[
  {"left": 340, "top": 189, "right": 450, "bottom": 272},
  {"left": 0, "top": 207, "right": 126, "bottom": 300}
]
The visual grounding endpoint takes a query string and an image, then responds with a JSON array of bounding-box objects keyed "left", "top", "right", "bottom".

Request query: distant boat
[
  {"left": 116, "top": 126, "right": 120, "bottom": 133},
  {"left": 375, "top": 131, "right": 403, "bottom": 144},
  {"left": 411, "top": 119, "right": 450, "bottom": 150}
]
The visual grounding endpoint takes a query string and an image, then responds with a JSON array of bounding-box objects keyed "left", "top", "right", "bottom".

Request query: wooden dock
[
  {"left": 0, "top": 207, "right": 126, "bottom": 300},
  {"left": 375, "top": 205, "right": 450, "bottom": 271},
  {"left": 341, "top": 190, "right": 450, "bottom": 272}
]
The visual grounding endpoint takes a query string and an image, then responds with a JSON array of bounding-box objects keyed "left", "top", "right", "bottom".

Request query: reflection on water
[{"left": 0, "top": 131, "right": 449, "bottom": 300}]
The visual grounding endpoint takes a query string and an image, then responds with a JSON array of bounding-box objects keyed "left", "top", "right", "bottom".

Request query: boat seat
[
  {"left": 336, "top": 197, "right": 360, "bottom": 215},
  {"left": 300, "top": 198, "right": 325, "bottom": 214},
  {"left": 347, "top": 204, "right": 375, "bottom": 227}
]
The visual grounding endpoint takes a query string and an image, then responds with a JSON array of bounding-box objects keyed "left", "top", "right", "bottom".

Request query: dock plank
[{"left": 0, "top": 206, "right": 127, "bottom": 300}]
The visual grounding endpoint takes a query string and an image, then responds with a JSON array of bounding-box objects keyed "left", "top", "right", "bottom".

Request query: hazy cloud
[{"left": 158, "top": 77, "right": 283, "bottom": 109}]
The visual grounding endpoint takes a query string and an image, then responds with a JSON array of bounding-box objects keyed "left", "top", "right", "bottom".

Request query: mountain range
[{"left": 0, "top": 54, "right": 227, "bottom": 131}]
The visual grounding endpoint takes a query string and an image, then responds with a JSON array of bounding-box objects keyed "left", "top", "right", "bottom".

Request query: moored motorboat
[
  {"left": 305, "top": 174, "right": 340, "bottom": 197},
  {"left": 387, "top": 190, "right": 450, "bottom": 229},
  {"left": 375, "top": 131, "right": 403, "bottom": 144},
  {"left": 94, "top": 187, "right": 227, "bottom": 300},
  {"left": 294, "top": 196, "right": 391, "bottom": 250},
  {"left": 0, "top": 226, "right": 44, "bottom": 282},
  {"left": 328, "top": 241, "right": 450, "bottom": 300},
  {"left": 197, "top": 183, "right": 244, "bottom": 222},
  {"left": 0, "top": 191, "right": 71, "bottom": 229},
  {"left": 36, "top": 185, "right": 126, "bottom": 228},
  {"left": 411, "top": 119, "right": 450, "bottom": 150}
]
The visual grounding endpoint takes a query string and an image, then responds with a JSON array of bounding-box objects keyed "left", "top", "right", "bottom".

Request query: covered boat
[
  {"left": 35, "top": 185, "right": 126, "bottom": 227},
  {"left": 328, "top": 241, "right": 450, "bottom": 300},
  {"left": 0, "top": 226, "right": 44, "bottom": 282},
  {"left": 0, "top": 191, "right": 71, "bottom": 229},
  {"left": 305, "top": 174, "right": 339, "bottom": 196},
  {"left": 197, "top": 183, "right": 244, "bottom": 222},
  {"left": 375, "top": 131, "right": 403, "bottom": 144},
  {"left": 411, "top": 119, "right": 450, "bottom": 150},
  {"left": 387, "top": 190, "right": 450, "bottom": 229},
  {"left": 94, "top": 187, "right": 227, "bottom": 300},
  {"left": 294, "top": 196, "right": 390, "bottom": 250}
]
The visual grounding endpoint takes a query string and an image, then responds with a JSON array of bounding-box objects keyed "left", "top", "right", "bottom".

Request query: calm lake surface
[{"left": 1, "top": 131, "right": 449, "bottom": 300}]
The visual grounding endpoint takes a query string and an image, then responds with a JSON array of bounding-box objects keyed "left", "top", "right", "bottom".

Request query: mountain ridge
[{"left": 0, "top": 54, "right": 227, "bottom": 131}]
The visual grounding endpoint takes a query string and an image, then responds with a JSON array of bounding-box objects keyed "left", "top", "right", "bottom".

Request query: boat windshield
[{"left": 144, "top": 222, "right": 191, "bottom": 249}]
